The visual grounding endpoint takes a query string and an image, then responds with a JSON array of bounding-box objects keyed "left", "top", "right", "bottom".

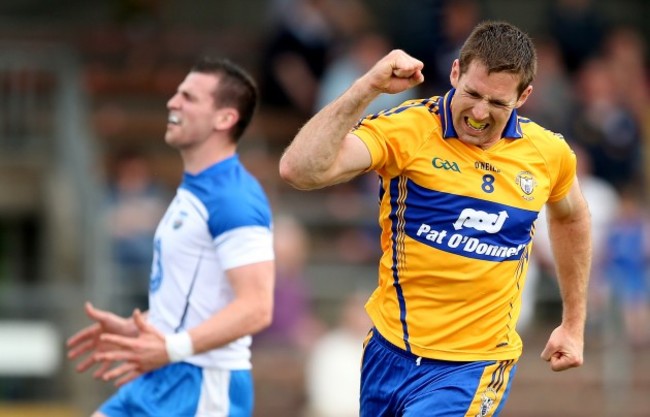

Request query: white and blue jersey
[
  {"left": 99, "top": 155, "right": 272, "bottom": 416},
  {"left": 148, "top": 155, "right": 274, "bottom": 370}
]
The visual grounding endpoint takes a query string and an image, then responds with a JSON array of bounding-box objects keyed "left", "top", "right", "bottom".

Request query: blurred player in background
[
  {"left": 67, "top": 57, "right": 275, "bottom": 417},
  {"left": 280, "top": 21, "right": 591, "bottom": 416}
]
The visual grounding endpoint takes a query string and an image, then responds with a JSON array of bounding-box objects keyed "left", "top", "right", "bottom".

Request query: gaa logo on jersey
[
  {"left": 515, "top": 171, "right": 536, "bottom": 201},
  {"left": 432, "top": 157, "right": 461, "bottom": 173}
]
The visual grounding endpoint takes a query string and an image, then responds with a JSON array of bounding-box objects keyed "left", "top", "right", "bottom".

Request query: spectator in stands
[
  {"left": 569, "top": 56, "right": 644, "bottom": 189},
  {"left": 519, "top": 38, "right": 574, "bottom": 134},
  {"left": 259, "top": 0, "right": 332, "bottom": 116},
  {"left": 104, "top": 149, "right": 169, "bottom": 315},
  {"left": 602, "top": 187, "right": 650, "bottom": 348},
  {"left": 305, "top": 291, "right": 372, "bottom": 417},
  {"left": 259, "top": 0, "right": 371, "bottom": 117},
  {"left": 430, "top": 0, "right": 482, "bottom": 94},
  {"left": 376, "top": 0, "right": 445, "bottom": 96},
  {"left": 601, "top": 26, "right": 650, "bottom": 196},
  {"left": 547, "top": 0, "right": 608, "bottom": 75},
  {"left": 255, "top": 214, "right": 324, "bottom": 351},
  {"left": 603, "top": 26, "right": 649, "bottom": 122},
  {"left": 315, "top": 30, "right": 420, "bottom": 116}
]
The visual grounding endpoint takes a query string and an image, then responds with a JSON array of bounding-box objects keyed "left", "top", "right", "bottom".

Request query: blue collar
[
  {"left": 439, "top": 88, "right": 523, "bottom": 139},
  {"left": 183, "top": 154, "right": 239, "bottom": 179}
]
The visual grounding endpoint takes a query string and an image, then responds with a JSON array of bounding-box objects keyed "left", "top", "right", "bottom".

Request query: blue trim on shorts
[{"left": 228, "top": 370, "right": 254, "bottom": 417}]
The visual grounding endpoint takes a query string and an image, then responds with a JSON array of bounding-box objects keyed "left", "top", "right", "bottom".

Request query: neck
[{"left": 180, "top": 141, "right": 237, "bottom": 174}]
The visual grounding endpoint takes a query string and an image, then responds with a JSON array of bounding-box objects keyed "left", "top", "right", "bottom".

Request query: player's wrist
[{"left": 165, "top": 331, "right": 194, "bottom": 362}]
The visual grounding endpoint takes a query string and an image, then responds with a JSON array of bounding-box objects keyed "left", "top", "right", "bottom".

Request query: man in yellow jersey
[{"left": 279, "top": 21, "right": 591, "bottom": 417}]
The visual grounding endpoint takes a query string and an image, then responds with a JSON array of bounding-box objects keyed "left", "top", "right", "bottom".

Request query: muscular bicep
[
  {"left": 188, "top": 260, "right": 275, "bottom": 351},
  {"left": 545, "top": 178, "right": 589, "bottom": 224},
  {"left": 226, "top": 260, "right": 275, "bottom": 305},
  {"left": 224, "top": 260, "right": 275, "bottom": 331},
  {"left": 324, "top": 132, "right": 373, "bottom": 186}
]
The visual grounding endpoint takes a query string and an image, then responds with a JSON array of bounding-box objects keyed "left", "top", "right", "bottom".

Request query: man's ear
[
  {"left": 516, "top": 85, "right": 533, "bottom": 108},
  {"left": 214, "top": 108, "right": 240, "bottom": 131},
  {"left": 449, "top": 59, "right": 460, "bottom": 88}
]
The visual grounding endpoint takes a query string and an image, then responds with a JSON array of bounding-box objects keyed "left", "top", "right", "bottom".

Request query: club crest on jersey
[
  {"left": 475, "top": 387, "right": 497, "bottom": 417},
  {"left": 173, "top": 211, "right": 188, "bottom": 229},
  {"left": 515, "top": 171, "right": 536, "bottom": 201}
]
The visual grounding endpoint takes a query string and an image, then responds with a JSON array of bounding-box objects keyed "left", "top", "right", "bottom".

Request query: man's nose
[
  {"left": 470, "top": 100, "right": 490, "bottom": 121},
  {"left": 167, "top": 94, "right": 179, "bottom": 109}
]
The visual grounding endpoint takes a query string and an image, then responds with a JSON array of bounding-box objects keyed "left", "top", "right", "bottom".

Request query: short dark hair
[
  {"left": 191, "top": 57, "right": 259, "bottom": 141},
  {"left": 458, "top": 21, "right": 537, "bottom": 95}
]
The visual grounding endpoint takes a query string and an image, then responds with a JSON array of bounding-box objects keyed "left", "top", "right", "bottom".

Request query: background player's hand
[
  {"left": 66, "top": 302, "right": 139, "bottom": 378},
  {"left": 360, "top": 49, "right": 424, "bottom": 95},
  {"left": 94, "top": 309, "right": 168, "bottom": 386},
  {"left": 540, "top": 324, "right": 584, "bottom": 372}
]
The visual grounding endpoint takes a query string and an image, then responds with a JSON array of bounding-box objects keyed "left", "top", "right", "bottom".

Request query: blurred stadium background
[{"left": 0, "top": 0, "right": 648, "bottom": 416}]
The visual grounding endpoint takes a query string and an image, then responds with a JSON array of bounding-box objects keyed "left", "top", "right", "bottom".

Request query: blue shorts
[
  {"left": 99, "top": 362, "right": 253, "bottom": 417},
  {"left": 360, "top": 329, "right": 517, "bottom": 417}
]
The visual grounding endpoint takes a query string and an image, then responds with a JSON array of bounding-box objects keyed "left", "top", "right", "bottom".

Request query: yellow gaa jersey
[{"left": 352, "top": 89, "right": 576, "bottom": 362}]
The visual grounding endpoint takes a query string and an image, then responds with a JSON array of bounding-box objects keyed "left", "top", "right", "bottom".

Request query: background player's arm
[
  {"left": 189, "top": 260, "right": 274, "bottom": 353},
  {"left": 93, "top": 260, "right": 274, "bottom": 386},
  {"left": 541, "top": 178, "right": 592, "bottom": 371},
  {"left": 279, "top": 49, "right": 424, "bottom": 190}
]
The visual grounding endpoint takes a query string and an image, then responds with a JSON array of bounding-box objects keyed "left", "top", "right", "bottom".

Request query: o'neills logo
[
  {"left": 515, "top": 171, "right": 536, "bottom": 200},
  {"left": 474, "top": 161, "right": 500, "bottom": 173}
]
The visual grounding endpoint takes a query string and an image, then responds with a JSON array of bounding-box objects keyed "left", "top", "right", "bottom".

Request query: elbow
[
  {"left": 253, "top": 304, "right": 273, "bottom": 333},
  {"left": 278, "top": 157, "right": 319, "bottom": 190},
  {"left": 260, "top": 309, "right": 273, "bottom": 331},
  {"left": 278, "top": 157, "right": 298, "bottom": 186}
]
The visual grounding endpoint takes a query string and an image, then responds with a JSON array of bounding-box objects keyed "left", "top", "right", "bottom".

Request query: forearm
[
  {"left": 549, "top": 213, "right": 592, "bottom": 333},
  {"left": 279, "top": 79, "right": 378, "bottom": 189},
  {"left": 187, "top": 298, "right": 272, "bottom": 355}
]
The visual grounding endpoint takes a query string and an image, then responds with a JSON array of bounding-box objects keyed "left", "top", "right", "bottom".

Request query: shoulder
[
  {"left": 356, "top": 97, "right": 441, "bottom": 127},
  {"left": 181, "top": 160, "right": 272, "bottom": 235},
  {"left": 519, "top": 117, "right": 573, "bottom": 156},
  {"left": 352, "top": 97, "right": 443, "bottom": 146}
]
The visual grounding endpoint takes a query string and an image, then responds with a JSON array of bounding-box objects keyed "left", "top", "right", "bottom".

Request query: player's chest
[
  {"left": 155, "top": 197, "right": 212, "bottom": 248},
  {"left": 405, "top": 141, "right": 550, "bottom": 211}
]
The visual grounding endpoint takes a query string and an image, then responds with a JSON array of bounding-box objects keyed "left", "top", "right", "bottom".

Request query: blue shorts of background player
[{"left": 99, "top": 362, "right": 253, "bottom": 417}]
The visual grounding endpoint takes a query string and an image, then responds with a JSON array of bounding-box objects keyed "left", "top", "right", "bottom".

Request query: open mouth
[
  {"left": 168, "top": 114, "right": 181, "bottom": 125},
  {"left": 465, "top": 117, "right": 488, "bottom": 131}
]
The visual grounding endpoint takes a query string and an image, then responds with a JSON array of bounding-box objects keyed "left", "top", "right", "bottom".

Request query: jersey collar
[
  {"left": 438, "top": 88, "right": 523, "bottom": 140},
  {"left": 183, "top": 154, "right": 239, "bottom": 179}
]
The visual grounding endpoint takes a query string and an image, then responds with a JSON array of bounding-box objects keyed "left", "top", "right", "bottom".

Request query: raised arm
[
  {"left": 540, "top": 178, "right": 592, "bottom": 371},
  {"left": 279, "top": 49, "right": 424, "bottom": 190}
]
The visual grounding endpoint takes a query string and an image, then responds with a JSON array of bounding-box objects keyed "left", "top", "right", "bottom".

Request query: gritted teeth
[{"left": 466, "top": 117, "right": 487, "bottom": 130}]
